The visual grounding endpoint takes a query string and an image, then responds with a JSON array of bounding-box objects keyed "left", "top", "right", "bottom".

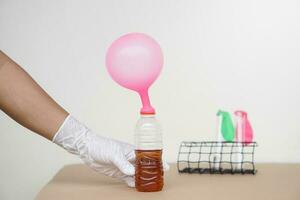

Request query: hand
[{"left": 53, "top": 115, "right": 136, "bottom": 187}]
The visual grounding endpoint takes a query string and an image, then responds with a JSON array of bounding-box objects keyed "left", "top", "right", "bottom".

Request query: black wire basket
[{"left": 177, "top": 141, "right": 258, "bottom": 175}]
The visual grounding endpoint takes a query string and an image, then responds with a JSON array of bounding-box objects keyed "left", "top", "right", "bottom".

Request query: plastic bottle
[{"left": 134, "top": 114, "right": 163, "bottom": 192}]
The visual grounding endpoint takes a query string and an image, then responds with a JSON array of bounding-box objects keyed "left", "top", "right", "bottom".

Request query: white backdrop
[{"left": 1, "top": 0, "right": 300, "bottom": 199}]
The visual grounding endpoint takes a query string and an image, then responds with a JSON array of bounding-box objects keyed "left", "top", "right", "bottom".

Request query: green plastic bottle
[{"left": 217, "top": 110, "right": 235, "bottom": 142}]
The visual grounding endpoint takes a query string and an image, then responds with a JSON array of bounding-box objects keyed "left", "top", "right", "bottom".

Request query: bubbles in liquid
[{"left": 135, "top": 150, "right": 164, "bottom": 192}]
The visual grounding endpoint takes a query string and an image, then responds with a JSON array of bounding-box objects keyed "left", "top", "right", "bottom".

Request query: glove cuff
[
  {"left": 52, "top": 115, "right": 72, "bottom": 143},
  {"left": 52, "top": 115, "right": 91, "bottom": 156}
]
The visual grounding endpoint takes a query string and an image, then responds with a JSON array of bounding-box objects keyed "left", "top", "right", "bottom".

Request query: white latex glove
[{"left": 53, "top": 115, "right": 136, "bottom": 187}]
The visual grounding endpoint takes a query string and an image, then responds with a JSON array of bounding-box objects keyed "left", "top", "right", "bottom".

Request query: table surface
[{"left": 36, "top": 163, "right": 300, "bottom": 200}]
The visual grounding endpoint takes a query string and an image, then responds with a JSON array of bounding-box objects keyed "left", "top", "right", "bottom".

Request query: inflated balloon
[{"left": 105, "top": 33, "right": 163, "bottom": 114}]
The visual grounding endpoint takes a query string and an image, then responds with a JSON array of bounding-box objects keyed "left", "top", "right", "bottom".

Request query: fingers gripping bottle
[{"left": 135, "top": 114, "right": 163, "bottom": 192}]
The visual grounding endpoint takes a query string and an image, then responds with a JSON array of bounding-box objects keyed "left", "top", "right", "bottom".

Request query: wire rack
[{"left": 177, "top": 141, "right": 258, "bottom": 175}]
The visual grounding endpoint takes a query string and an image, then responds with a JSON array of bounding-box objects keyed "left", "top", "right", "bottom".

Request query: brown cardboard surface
[{"left": 36, "top": 164, "right": 300, "bottom": 200}]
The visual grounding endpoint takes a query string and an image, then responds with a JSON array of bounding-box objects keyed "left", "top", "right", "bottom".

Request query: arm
[
  {"left": 0, "top": 51, "right": 136, "bottom": 187},
  {"left": 0, "top": 50, "right": 68, "bottom": 140}
]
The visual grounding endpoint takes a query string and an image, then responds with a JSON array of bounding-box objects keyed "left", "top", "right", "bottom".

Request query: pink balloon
[{"left": 105, "top": 33, "right": 163, "bottom": 114}]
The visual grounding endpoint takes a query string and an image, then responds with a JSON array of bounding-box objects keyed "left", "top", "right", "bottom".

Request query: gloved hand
[{"left": 52, "top": 115, "right": 136, "bottom": 187}]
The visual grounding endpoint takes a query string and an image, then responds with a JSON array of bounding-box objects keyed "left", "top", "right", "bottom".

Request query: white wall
[{"left": 1, "top": 0, "right": 300, "bottom": 199}]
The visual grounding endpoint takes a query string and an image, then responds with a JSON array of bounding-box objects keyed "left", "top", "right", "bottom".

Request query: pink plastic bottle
[{"left": 234, "top": 111, "right": 253, "bottom": 144}]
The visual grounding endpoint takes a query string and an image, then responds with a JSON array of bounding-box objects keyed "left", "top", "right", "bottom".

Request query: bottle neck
[{"left": 140, "top": 114, "right": 156, "bottom": 118}]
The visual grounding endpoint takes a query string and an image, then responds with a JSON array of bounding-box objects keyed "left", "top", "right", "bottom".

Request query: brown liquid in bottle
[{"left": 135, "top": 150, "right": 164, "bottom": 192}]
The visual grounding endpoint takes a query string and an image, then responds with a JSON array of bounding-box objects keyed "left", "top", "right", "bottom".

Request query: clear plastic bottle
[{"left": 134, "top": 114, "right": 163, "bottom": 192}]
